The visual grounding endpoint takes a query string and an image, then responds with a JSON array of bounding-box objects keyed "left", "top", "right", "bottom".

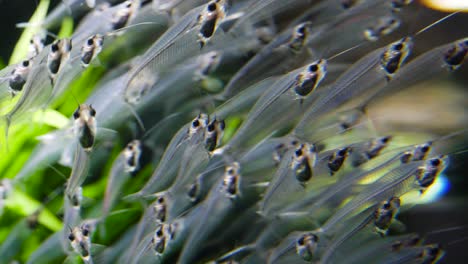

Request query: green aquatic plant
[{"left": 0, "top": 0, "right": 467, "bottom": 263}]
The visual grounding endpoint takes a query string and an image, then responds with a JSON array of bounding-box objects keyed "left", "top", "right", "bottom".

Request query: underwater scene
[{"left": 0, "top": 0, "right": 467, "bottom": 263}]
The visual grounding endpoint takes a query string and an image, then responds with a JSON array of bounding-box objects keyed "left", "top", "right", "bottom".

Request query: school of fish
[{"left": 0, "top": 0, "right": 467, "bottom": 263}]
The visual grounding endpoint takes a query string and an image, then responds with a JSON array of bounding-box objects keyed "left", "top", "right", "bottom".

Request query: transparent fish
[
  {"left": 67, "top": 223, "right": 94, "bottom": 264},
  {"left": 123, "top": 3, "right": 211, "bottom": 102},
  {"left": 358, "top": 37, "right": 468, "bottom": 109},
  {"left": 222, "top": 59, "right": 328, "bottom": 154},
  {"left": 43, "top": 0, "right": 122, "bottom": 29},
  {"left": 1, "top": 58, "right": 34, "bottom": 97},
  {"left": 177, "top": 162, "right": 247, "bottom": 263},
  {"left": 277, "top": 141, "right": 422, "bottom": 217},
  {"left": 73, "top": 104, "right": 97, "bottom": 151},
  {"left": 221, "top": 22, "right": 315, "bottom": 98},
  {"left": 102, "top": 140, "right": 142, "bottom": 216},
  {"left": 318, "top": 156, "right": 448, "bottom": 234},
  {"left": 2, "top": 56, "right": 54, "bottom": 143},
  {"left": 72, "top": 0, "right": 141, "bottom": 44},
  {"left": 0, "top": 1, "right": 466, "bottom": 263},
  {"left": 62, "top": 187, "right": 83, "bottom": 253},
  {"left": 294, "top": 37, "right": 413, "bottom": 137},
  {"left": 64, "top": 113, "right": 113, "bottom": 203},
  {"left": 129, "top": 208, "right": 202, "bottom": 264},
  {"left": 127, "top": 114, "right": 208, "bottom": 199}
]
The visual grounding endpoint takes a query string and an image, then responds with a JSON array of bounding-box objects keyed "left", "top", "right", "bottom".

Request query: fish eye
[
  {"left": 82, "top": 228, "right": 89, "bottom": 236},
  {"left": 231, "top": 175, "right": 238, "bottom": 183},
  {"left": 295, "top": 148, "right": 303, "bottom": 157},
  {"left": 22, "top": 60, "right": 30, "bottom": 67},
  {"left": 383, "top": 202, "right": 391, "bottom": 209},
  {"left": 126, "top": 2, "right": 132, "bottom": 8},
  {"left": 337, "top": 148, "right": 347, "bottom": 156},
  {"left": 188, "top": 183, "right": 197, "bottom": 198},
  {"left": 89, "top": 106, "right": 96, "bottom": 117},
  {"left": 68, "top": 233, "right": 75, "bottom": 241},
  {"left": 156, "top": 229, "right": 164, "bottom": 237},
  {"left": 394, "top": 43, "right": 403, "bottom": 51},
  {"left": 421, "top": 145, "right": 429, "bottom": 152},
  {"left": 219, "top": 120, "right": 225, "bottom": 130},
  {"left": 207, "top": 3, "right": 217, "bottom": 12},
  {"left": 51, "top": 43, "right": 59, "bottom": 52},
  {"left": 297, "top": 26, "right": 306, "bottom": 34},
  {"left": 157, "top": 197, "right": 165, "bottom": 203},
  {"left": 207, "top": 122, "right": 216, "bottom": 132},
  {"left": 275, "top": 143, "right": 285, "bottom": 150},
  {"left": 192, "top": 120, "right": 200, "bottom": 127},
  {"left": 426, "top": 245, "right": 441, "bottom": 256},
  {"left": 341, "top": 0, "right": 354, "bottom": 9},
  {"left": 87, "top": 38, "right": 94, "bottom": 46},
  {"left": 82, "top": 249, "right": 90, "bottom": 257},
  {"left": 73, "top": 108, "right": 80, "bottom": 119},
  {"left": 391, "top": 197, "right": 400, "bottom": 205},
  {"left": 400, "top": 152, "right": 412, "bottom": 163},
  {"left": 430, "top": 159, "right": 441, "bottom": 166},
  {"left": 309, "top": 64, "right": 318, "bottom": 72},
  {"left": 381, "top": 136, "right": 391, "bottom": 143},
  {"left": 297, "top": 236, "right": 305, "bottom": 245}
]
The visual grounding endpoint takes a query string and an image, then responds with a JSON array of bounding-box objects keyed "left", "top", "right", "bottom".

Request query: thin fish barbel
[
  {"left": 102, "top": 140, "right": 142, "bottom": 216},
  {"left": 158, "top": 138, "right": 214, "bottom": 221},
  {"left": 291, "top": 0, "right": 402, "bottom": 58},
  {"left": 294, "top": 11, "right": 463, "bottom": 136},
  {"left": 319, "top": 197, "right": 401, "bottom": 263},
  {"left": 221, "top": 59, "right": 327, "bottom": 154},
  {"left": 64, "top": 104, "right": 97, "bottom": 200},
  {"left": 67, "top": 223, "right": 94, "bottom": 264},
  {"left": 293, "top": 37, "right": 413, "bottom": 137},
  {"left": 268, "top": 195, "right": 401, "bottom": 263},
  {"left": 123, "top": 3, "right": 209, "bottom": 101},
  {"left": 50, "top": 8, "right": 170, "bottom": 105},
  {"left": 177, "top": 162, "right": 247, "bottom": 263},
  {"left": 102, "top": 113, "right": 184, "bottom": 217},
  {"left": 221, "top": 0, "right": 391, "bottom": 99},
  {"left": 317, "top": 156, "right": 447, "bottom": 235},
  {"left": 47, "top": 38, "right": 73, "bottom": 84},
  {"left": 123, "top": 2, "right": 232, "bottom": 103},
  {"left": 128, "top": 208, "right": 203, "bottom": 264},
  {"left": 62, "top": 186, "right": 83, "bottom": 253},
  {"left": 71, "top": 0, "right": 141, "bottom": 45},
  {"left": 126, "top": 114, "right": 209, "bottom": 200},
  {"left": 0, "top": 58, "right": 35, "bottom": 97},
  {"left": 357, "top": 37, "right": 468, "bottom": 110},
  {"left": 2, "top": 52, "right": 54, "bottom": 146},
  {"left": 221, "top": 22, "right": 315, "bottom": 99},
  {"left": 277, "top": 141, "right": 425, "bottom": 217}
]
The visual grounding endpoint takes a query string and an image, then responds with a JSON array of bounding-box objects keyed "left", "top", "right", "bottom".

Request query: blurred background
[{"left": 0, "top": 0, "right": 466, "bottom": 262}]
